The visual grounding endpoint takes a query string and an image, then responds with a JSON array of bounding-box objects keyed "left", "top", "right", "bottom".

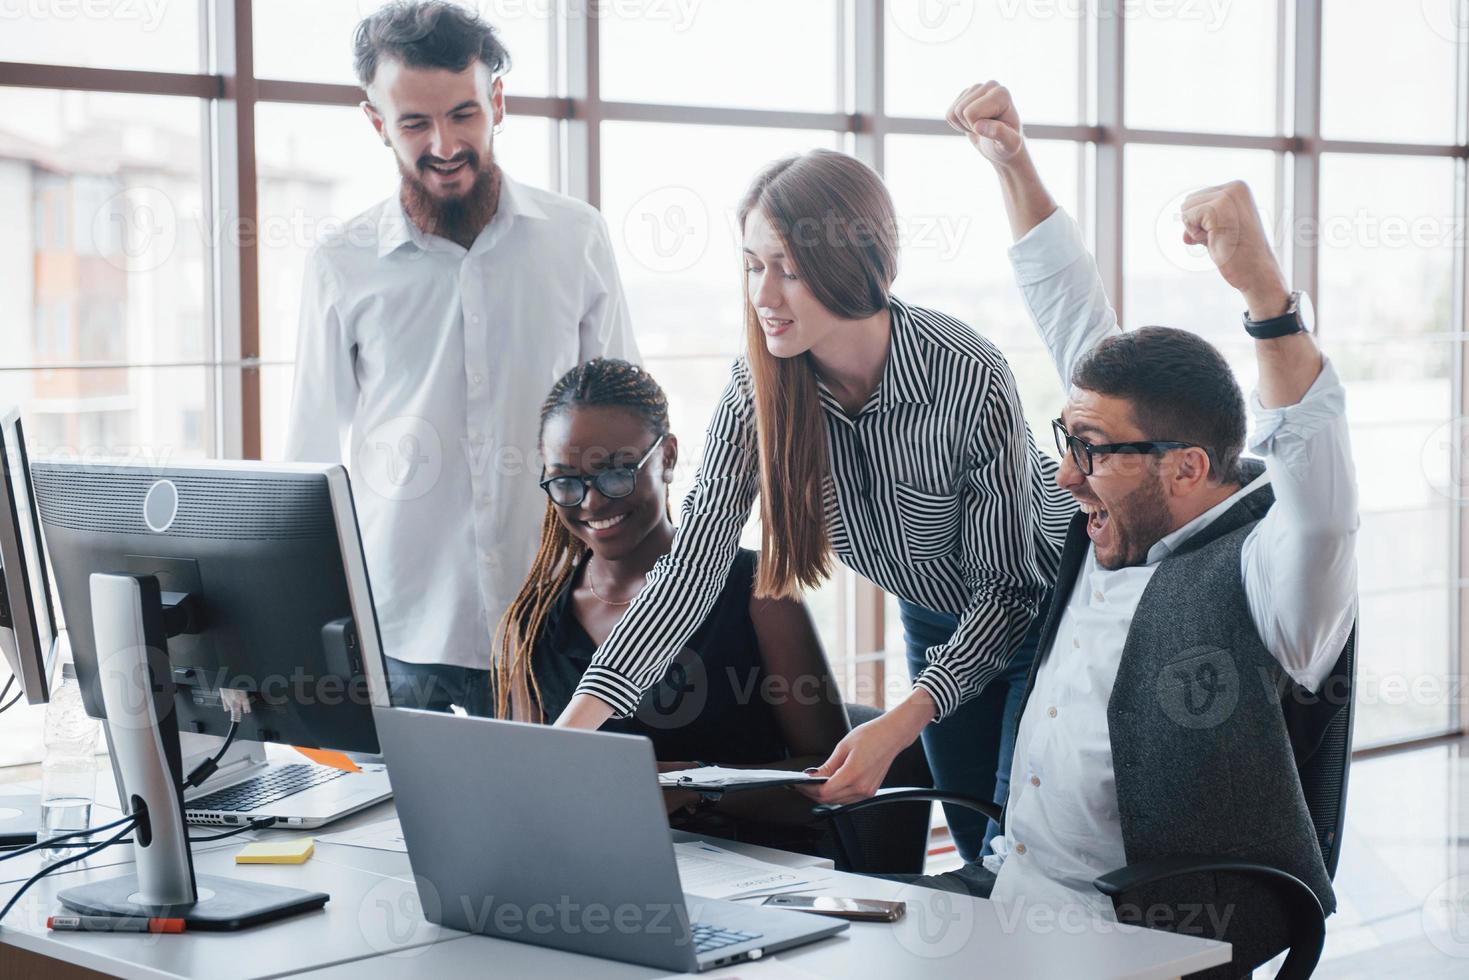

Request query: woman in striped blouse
[{"left": 557, "top": 148, "right": 1074, "bottom": 860}]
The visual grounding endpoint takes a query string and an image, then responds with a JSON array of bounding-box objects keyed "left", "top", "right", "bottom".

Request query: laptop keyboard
[
  {"left": 190, "top": 764, "right": 348, "bottom": 812},
  {"left": 690, "top": 923, "right": 762, "bottom": 954}
]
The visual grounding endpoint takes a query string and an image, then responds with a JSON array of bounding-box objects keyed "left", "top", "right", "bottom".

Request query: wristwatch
[{"left": 1243, "top": 290, "right": 1314, "bottom": 339}]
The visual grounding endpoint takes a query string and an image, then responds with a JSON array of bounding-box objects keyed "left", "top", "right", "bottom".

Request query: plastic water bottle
[{"left": 40, "top": 662, "right": 100, "bottom": 863}]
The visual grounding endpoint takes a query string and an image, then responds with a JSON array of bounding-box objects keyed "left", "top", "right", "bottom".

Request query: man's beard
[
  {"left": 398, "top": 149, "right": 501, "bottom": 247},
  {"left": 1096, "top": 474, "right": 1174, "bottom": 570}
]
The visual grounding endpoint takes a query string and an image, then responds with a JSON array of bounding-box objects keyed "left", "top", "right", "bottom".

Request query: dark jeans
[
  {"left": 386, "top": 656, "right": 494, "bottom": 717},
  {"left": 899, "top": 597, "right": 1045, "bottom": 863}
]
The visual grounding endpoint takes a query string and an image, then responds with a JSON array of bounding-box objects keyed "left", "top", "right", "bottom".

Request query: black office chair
[
  {"left": 813, "top": 629, "right": 1357, "bottom": 980},
  {"left": 815, "top": 702, "right": 936, "bottom": 874}
]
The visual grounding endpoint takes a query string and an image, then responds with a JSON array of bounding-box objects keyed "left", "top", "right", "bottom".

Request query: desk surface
[{"left": 2, "top": 796, "right": 1231, "bottom": 980}]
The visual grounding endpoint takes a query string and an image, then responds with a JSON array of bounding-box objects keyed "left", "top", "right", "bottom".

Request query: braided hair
[{"left": 493, "top": 358, "right": 671, "bottom": 721}]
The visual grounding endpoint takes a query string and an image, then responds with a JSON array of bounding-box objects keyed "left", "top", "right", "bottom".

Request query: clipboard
[{"left": 657, "top": 766, "right": 828, "bottom": 796}]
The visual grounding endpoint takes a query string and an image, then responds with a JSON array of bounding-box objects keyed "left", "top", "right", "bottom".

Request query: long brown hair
[
  {"left": 737, "top": 148, "right": 900, "bottom": 598},
  {"left": 493, "top": 358, "right": 671, "bottom": 721}
]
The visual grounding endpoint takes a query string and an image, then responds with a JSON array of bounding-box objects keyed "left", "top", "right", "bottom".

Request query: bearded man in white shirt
[
  {"left": 285, "top": 1, "right": 637, "bottom": 714},
  {"left": 879, "top": 83, "right": 1358, "bottom": 979}
]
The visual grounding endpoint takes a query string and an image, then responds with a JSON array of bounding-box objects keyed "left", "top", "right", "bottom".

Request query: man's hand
[
  {"left": 946, "top": 81, "right": 1027, "bottom": 168},
  {"left": 1179, "top": 181, "right": 1291, "bottom": 320},
  {"left": 797, "top": 693, "right": 933, "bottom": 806}
]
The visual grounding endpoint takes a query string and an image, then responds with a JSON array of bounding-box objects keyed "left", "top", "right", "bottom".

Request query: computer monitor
[
  {"left": 31, "top": 458, "right": 389, "bottom": 750},
  {"left": 28, "top": 457, "right": 391, "bottom": 927},
  {"left": 0, "top": 407, "right": 58, "bottom": 705}
]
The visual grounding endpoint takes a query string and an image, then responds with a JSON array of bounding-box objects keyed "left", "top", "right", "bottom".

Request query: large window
[{"left": 1, "top": 1, "right": 1466, "bottom": 756}]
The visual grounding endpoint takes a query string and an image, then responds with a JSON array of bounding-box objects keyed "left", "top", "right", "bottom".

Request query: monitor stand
[
  {"left": 55, "top": 573, "right": 326, "bottom": 929},
  {"left": 0, "top": 794, "right": 40, "bottom": 848}
]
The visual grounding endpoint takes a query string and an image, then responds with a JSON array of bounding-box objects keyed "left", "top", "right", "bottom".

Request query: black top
[{"left": 531, "top": 548, "right": 787, "bottom": 764}]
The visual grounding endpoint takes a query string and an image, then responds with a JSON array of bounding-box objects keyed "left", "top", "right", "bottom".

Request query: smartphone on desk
[{"left": 761, "top": 895, "right": 905, "bottom": 922}]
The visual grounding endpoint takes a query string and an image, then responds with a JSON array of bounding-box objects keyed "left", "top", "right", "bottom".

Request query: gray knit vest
[{"left": 1013, "top": 459, "right": 1345, "bottom": 979}]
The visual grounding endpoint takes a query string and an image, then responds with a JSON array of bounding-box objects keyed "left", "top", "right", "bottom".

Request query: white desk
[{"left": 1, "top": 798, "right": 1231, "bottom": 979}]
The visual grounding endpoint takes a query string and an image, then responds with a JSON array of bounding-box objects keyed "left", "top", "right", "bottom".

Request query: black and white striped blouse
[{"left": 575, "top": 298, "right": 1077, "bottom": 720}]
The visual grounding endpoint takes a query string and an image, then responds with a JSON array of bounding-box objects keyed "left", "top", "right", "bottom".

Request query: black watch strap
[{"left": 1243, "top": 293, "right": 1306, "bottom": 339}]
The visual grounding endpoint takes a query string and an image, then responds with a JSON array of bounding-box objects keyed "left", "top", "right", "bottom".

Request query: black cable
[
  {"left": 189, "top": 816, "right": 277, "bottom": 841},
  {"left": 0, "top": 687, "right": 20, "bottom": 714},
  {"left": 0, "top": 812, "right": 137, "bottom": 861},
  {"left": 181, "top": 718, "right": 241, "bottom": 791},
  {"left": 0, "top": 675, "right": 14, "bottom": 708},
  {"left": 35, "top": 815, "right": 278, "bottom": 849},
  {"left": 0, "top": 819, "right": 136, "bottom": 927}
]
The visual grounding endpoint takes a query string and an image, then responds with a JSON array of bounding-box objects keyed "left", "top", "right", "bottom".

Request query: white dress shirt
[
  {"left": 986, "top": 207, "right": 1359, "bottom": 920},
  {"left": 284, "top": 173, "right": 638, "bottom": 669}
]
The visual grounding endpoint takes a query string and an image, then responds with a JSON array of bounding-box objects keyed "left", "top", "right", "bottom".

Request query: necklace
[{"left": 586, "top": 562, "right": 643, "bottom": 607}]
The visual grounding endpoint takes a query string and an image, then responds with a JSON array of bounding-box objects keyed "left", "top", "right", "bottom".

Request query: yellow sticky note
[{"left": 235, "top": 838, "right": 316, "bottom": 865}]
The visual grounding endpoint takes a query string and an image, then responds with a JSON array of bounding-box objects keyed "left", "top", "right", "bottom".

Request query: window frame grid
[{"left": 0, "top": 0, "right": 1465, "bottom": 746}]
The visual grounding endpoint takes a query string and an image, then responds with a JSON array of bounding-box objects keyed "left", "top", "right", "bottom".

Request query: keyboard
[
  {"left": 189, "top": 764, "right": 348, "bottom": 812},
  {"left": 691, "top": 922, "right": 762, "bottom": 954}
]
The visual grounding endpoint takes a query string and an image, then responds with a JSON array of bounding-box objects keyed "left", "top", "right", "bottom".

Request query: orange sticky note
[{"left": 292, "top": 746, "right": 361, "bottom": 772}]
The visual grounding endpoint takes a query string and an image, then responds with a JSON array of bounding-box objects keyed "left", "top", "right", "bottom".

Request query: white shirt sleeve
[
  {"left": 283, "top": 250, "right": 357, "bottom": 464},
  {"left": 1006, "top": 207, "right": 1123, "bottom": 388},
  {"left": 1241, "top": 358, "right": 1359, "bottom": 692},
  {"left": 579, "top": 212, "right": 640, "bottom": 365}
]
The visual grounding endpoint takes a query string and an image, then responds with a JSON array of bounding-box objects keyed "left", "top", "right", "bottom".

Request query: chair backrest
[
  {"left": 1296, "top": 624, "right": 1357, "bottom": 880},
  {"left": 825, "top": 702, "right": 934, "bottom": 875}
]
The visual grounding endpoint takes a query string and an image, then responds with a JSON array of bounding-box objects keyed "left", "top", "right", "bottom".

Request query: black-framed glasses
[
  {"left": 539, "top": 434, "right": 665, "bottom": 507},
  {"left": 1051, "top": 418, "right": 1202, "bottom": 477}
]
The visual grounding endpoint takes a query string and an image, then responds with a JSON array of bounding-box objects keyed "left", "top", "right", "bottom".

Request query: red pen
[{"left": 47, "top": 915, "right": 186, "bottom": 934}]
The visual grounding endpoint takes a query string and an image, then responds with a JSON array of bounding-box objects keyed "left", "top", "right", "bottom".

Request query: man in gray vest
[{"left": 932, "top": 82, "right": 1359, "bottom": 978}]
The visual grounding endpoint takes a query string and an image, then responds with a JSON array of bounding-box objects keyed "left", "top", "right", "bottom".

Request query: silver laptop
[
  {"left": 105, "top": 731, "right": 392, "bottom": 830},
  {"left": 374, "top": 707, "right": 848, "bottom": 972}
]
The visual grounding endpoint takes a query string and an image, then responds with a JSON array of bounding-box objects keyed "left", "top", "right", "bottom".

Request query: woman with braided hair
[{"left": 495, "top": 357, "right": 849, "bottom": 840}]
